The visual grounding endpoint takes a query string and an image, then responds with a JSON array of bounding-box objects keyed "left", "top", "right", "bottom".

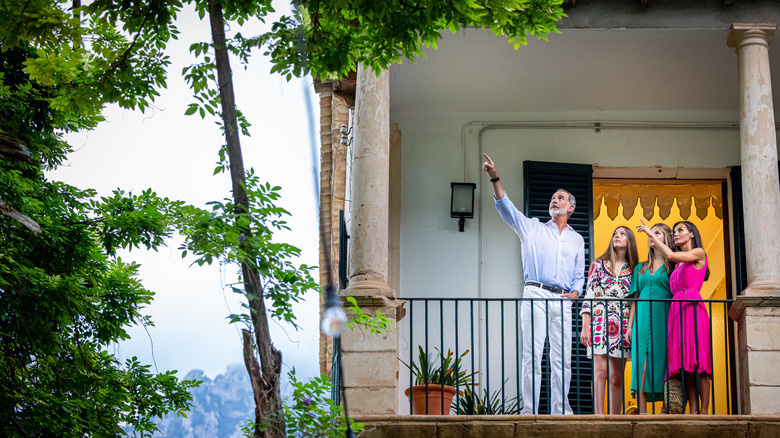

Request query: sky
[{"left": 48, "top": 3, "right": 322, "bottom": 384}]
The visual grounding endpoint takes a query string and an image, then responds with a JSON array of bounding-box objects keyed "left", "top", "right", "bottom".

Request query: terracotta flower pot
[{"left": 404, "top": 384, "right": 457, "bottom": 415}]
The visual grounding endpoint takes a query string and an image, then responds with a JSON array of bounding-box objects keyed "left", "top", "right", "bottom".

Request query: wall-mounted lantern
[{"left": 450, "top": 182, "right": 476, "bottom": 232}]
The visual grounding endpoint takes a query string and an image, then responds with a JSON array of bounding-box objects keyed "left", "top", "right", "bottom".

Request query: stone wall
[{"left": 315, "top": 75, "right": 356, "bottom": 376}]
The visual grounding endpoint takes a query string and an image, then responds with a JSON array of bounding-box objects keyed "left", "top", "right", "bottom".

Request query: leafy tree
[
  {"left": 2, "top": 1, "right": 565, "bottom": 436},
  {"left": 252, "top": 0, "right": 565, "bottom": 79},
  {"left": 0, "top": 0, "right": 183, "bottom": 119},
  {"left": 281, "top": 369, "right": 363, "bottom": 437},
  {"left": 181, "top": 1, "right": 564, "bottom": 436},
  {"left": 0, "top": 44, "right": 198, "bottom": 436}
]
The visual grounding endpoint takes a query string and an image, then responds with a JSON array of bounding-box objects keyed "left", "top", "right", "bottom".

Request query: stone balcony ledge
[{"left": 355, "top": 414, "right": 780, "bottom": 438}]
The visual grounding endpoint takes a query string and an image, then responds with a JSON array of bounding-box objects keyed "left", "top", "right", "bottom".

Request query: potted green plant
[
  {"left": 452, "top": 381, "right": 520, "bottom": 415},
  {"left": 400, "top": 346, "right": 476, "bottom": 415}
]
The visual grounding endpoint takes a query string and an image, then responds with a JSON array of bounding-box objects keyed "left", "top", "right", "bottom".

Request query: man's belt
[{"left": 524, "top": 281, "right": 569, "bottom": 295}]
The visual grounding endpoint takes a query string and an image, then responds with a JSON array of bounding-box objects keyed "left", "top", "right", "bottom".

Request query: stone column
[
  {"left": 728, "top": 24, "right": 780, "bottom": 294},
  {"left": 346, "top": 65, "right": 394, "bottom": 297},
  {"left": 727, "top": 23, "right": 780, "bottom": 416},
  {"left": 341, "top": 64, "right": 400, "bottom": 416}
]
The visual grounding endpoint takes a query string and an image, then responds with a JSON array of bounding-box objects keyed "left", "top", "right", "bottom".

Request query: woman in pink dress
[{"left": 637, "top": 219, "right": 711, "bottom": 414}]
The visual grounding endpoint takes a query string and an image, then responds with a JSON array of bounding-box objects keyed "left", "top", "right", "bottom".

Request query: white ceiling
[{"left": 389, "top": 28, "right": 780, "bottom": 119}]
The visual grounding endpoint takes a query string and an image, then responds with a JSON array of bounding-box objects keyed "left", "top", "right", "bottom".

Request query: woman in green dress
[{"left": 629, "top": 223, "right": 675, "bottom": 414}]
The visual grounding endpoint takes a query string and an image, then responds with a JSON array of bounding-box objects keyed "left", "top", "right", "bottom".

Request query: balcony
[{"left": 335, "top": 297, "right": 780, "bottom": 437}]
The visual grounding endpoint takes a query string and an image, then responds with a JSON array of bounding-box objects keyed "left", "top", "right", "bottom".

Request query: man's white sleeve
[
  {"left": 572, "top": 238, "right": 585, "bottom": 296},
  {"left": 494, "top": 194, "right": 534, "bottom": 240}
]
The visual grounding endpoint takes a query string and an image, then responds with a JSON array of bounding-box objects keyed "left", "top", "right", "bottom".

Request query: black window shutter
[
  {"left": 730, "top": 163, "right": 780, "bottom": 295},
  {"left": 730, "top": 167, "right": 748, "bottom": 294},
  {"left": 523, "top": 160, "right": 593, "bottom": 415}
]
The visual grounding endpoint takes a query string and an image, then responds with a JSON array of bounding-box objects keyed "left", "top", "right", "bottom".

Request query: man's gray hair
[{"left": 556, "top": 189, "right": 576, "bottom": 215}]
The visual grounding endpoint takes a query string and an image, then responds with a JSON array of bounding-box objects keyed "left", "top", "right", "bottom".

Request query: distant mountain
[{"left": 155, "top": 364, "right": 254, "bottom": 438}]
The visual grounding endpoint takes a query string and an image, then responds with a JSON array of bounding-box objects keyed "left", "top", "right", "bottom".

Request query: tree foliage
[
  {"left": 0, "top": 20, "right": 197, "bottom": 438},
  {"left": 254, "top": 0, "right": 565, "bottom": 79},
  {"left": 280, "top": 369, "right": 363, "bottom": 437},
  {"left": 178, "top": 1, "right": 563, "bottom": 435},
  {"left": 1, "top": 0, "right": 183, "bottom": 121},
  {"left": 177, "top": 171, "right": 318, "bottom": 330},
  {"left": 2, "top": 0, "right": 565, "bottom": 435}
]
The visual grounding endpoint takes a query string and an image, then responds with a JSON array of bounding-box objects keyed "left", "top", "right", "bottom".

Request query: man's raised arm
[
  {"left": 483, "top": 153, "right": 535, "bottom": 240},
  {"left": 482, "top": 153, "right": 505, "bottom": 200}
]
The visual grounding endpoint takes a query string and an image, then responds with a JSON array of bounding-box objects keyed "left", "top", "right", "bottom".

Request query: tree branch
[
  {"left": 0, "top": 133, "right": 34, "bottom": 164},
  {"left": 10, "top": 416, "right": 30, "bottom": 438},
  {"left": 242, "top": 328, "right": 265, "bottom": 432},
  {"left": 0, "top": 197, "right": 41, "bottom": 235}
]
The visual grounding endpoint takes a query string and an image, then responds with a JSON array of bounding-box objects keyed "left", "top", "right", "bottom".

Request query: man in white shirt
[{"left": 483, "top": 153, "right": 585, "bottom": 415}]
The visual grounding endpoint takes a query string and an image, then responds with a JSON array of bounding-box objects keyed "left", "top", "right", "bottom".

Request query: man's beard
[{"left": 549, "top": 207, "right": 564, "bottom": 218}]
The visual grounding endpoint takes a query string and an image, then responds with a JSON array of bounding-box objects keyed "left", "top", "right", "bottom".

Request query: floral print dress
[{"left": 580, "top": 260, "right": 633, "bottom": 359}]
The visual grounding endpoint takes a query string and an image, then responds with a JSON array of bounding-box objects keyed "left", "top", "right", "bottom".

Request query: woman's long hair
[
  {"left": 638, "top": 223, "right": 676, "bottom": 276},
  {"left": 597, "top": 225, "right": 639, "bottom": 276},
  {"left": 673, "top": 220, "right": 710, "bottom": 281}
]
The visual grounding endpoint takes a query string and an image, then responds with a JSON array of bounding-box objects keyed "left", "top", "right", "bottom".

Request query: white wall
[{"left": 397, "top": 111, "right": 741, "bottom": 300}]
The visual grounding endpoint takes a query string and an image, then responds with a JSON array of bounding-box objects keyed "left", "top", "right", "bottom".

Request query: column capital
[{"left": 727, "top": 24, "right": 776, "bottom": 50}]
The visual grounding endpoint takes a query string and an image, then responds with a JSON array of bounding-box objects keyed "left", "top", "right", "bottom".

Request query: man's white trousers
[{"left": 520, "top": 285, "right": 573, "bottom": 415}]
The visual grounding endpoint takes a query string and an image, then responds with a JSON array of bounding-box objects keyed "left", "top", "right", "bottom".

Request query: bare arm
[
  {"left": 626, "top": 268, "right": 638, "bottom": 345},
  {"left": 579, "top": 261, "right": 598, "bottom": 346},
  {"left": 626, "top": 301, "right": 635, "bottom": 345},
  {"left": 635, "top": 218, "right": 705, "bottom": 265},
  {"left": 667, "top": 247, "right": 706, "bottom": 265},
  {"left": 580, "top": 313, "right": 591, "bottom": 347},
  {"left": 482, "top": 153, "right": 505, "bottom": 200}
]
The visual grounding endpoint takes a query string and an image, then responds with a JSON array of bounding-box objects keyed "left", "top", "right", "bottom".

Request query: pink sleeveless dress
[{"left": 667, "top": 258, "right": 712, "bottom": 377}]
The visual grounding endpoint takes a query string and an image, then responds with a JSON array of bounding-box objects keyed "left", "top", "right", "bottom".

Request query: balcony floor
[{"left": 356, "top": 414, "right": 780, "bottom": 437}]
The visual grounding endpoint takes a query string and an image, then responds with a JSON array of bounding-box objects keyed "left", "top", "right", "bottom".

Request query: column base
[
  {"left": 344, "top": 276, "right": 395, "bottom": 298},
  {"left": 340, "top": 298, "right": 401, "bottom": 416},
  {"left": 730, "top": 295, "right": 780, "bottom": 415},
  {"left": 740, "top": 282, "right": 780, "bottom": 298}
]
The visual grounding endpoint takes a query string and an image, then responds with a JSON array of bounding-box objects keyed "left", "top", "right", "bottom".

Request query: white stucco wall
[{"left": 396, "top": 112, "right": 741, "bottom": 300}]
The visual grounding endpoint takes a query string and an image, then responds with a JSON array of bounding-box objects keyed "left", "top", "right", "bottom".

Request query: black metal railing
[
  {"left": 329, "top": 209, "right": 348, "bottom": 404},
  {"left": 399, "top": 296, "right": 735, "bottom": 415},
  {"left": 330, "top": 336, "right": 341, "bottom": 405}
]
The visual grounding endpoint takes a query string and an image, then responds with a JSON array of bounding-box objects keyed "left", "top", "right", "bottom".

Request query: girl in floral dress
[{"left": 580, "top": 226, "right": 639, "bottom": 414}]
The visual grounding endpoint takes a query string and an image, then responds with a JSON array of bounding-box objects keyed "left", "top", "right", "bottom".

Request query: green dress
[{"left": 629, "top": 263, "right": 672, "bottom": 402}]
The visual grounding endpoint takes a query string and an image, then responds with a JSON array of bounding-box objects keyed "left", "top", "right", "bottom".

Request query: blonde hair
[
  {"left": 638, "top": 223, "right": 675, "bottom": 276},
  {"left": 597, "top": 226, "right": 639, "bottom": 276}
]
